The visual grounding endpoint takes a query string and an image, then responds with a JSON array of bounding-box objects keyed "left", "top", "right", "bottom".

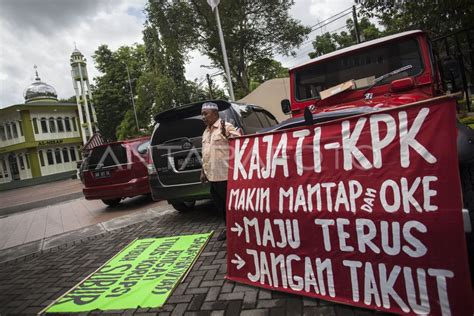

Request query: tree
[
  {"left": 92, "top": 44, "right": 147, "bottom": 141},
  {"left": 247, "top": 58, "right": 289, "bottom": 91},
  {"left": 145, "top": 0, "right": 310, "bottom": 99},
  {"left": 58, "top": 96, "right": 76, "bottom": 103},
  {"left": 308, "top": 32, "right": 337, "bottom": 58},
  {"left": 357, "top": 0, "right": 474, "bottom": 37},
  {"left": 308, "top": 17, "right": 382, "bottom": 58},
  {"left": 144, "top": 3, "right": 195, "bottom": 107}
]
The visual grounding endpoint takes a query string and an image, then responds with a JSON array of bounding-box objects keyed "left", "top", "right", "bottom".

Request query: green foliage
[
  {"left": 357, "top": 1, "right": 473, "bottom": 89},
  {"left": 459, "top": 116, "right": 474, "bottom": 125},
  {"left": 308, "top": 17, "right": 382, "bottom": 58},
  {"left": 146, "top": 0, "right": 310, "bottom": 98},
  {"left": 93, "top": 1, "right": 309, "bottom": 138},
  {"left": 141, "top": 2, "right": 200, "bottom": 114},
  {"left": 92, "top": 44, "right": 147, "bottom": 141},
  {"left": 358, "top": 0, "right": 474, "bottom": 37},
  {"left": 308, "top": 32, "right": 337, "bottom": 58},
  {"left": 247, "top": 58, "right": 288, "bottom": 92},
  {"left": 58, "top": 96, "right": 76, "bottom": 103}
]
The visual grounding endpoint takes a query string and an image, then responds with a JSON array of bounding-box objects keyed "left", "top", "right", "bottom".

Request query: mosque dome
[{"left": 23, "top": 68, "right": 58, "bottom": 103}]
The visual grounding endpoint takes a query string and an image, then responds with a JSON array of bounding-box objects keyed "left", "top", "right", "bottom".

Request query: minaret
[{"left": 70, "top": 46, "right": 98, "bottom": 144}]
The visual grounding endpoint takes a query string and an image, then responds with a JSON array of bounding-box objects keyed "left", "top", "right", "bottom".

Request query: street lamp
[{"left": 123, "top": 63, "right": 140, "bottom": 131}]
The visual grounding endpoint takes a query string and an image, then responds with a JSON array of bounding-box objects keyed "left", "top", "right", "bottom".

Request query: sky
[{"left": 0, "top": 0, "right": 354, "bottom": 108}]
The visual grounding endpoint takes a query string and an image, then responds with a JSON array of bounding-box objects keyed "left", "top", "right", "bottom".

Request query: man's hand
[
  {"left": 221, "top": 119, "right": 228, "bottom": 138},
  {"left": 200, "top": 171, "right": 208, "bottom": 183}
]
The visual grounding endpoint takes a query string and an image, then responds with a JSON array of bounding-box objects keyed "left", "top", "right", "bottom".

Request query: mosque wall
[
  {"left": 37, "top": 144, "right": 81, "bottom": 176},
  {"left": 29, "top": 110, "right": 81, "bottom": 141},
  {"left": 0, "top": 112, "right": 25, "bottom": 147}
]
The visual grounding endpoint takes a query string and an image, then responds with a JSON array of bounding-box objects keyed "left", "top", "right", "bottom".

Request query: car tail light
[{"left": 147, "top": 163, "right": 157, "bottom": 175}]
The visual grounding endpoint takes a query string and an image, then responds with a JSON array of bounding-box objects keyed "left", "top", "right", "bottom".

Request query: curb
[
  {"left": 0, "top": 207, "right": 174, "bottom": 265},
  {"left": 0, "top": 192, "right": 84, "bottom": 217}
]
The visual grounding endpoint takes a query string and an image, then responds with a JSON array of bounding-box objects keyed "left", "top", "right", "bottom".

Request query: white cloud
[
  {"left": 280, "top": 0, "right": 353, "bottom": 68},
  {"left": 0, "top": 0, "right": 353, "bottom": 108},
  {"left": 0, "top": 0, "right": 146, "bottom": 107}
]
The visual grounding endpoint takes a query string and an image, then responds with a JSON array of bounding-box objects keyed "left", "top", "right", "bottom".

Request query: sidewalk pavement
[
  {"left": 0, "top": 202, "right": 381, "bottom": 315},
  {"left": 0, "top": 178, "right": 84, "bottom": 216}
]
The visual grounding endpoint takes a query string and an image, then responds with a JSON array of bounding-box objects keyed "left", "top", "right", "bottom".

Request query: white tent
[{"left": 238, "top": 78, "right": 290, "bottom": 122}]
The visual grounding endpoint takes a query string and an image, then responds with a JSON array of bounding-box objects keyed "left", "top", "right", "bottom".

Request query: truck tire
[
  {"left": 460, "top": 163, "right": 474, "bottom": 284},
  {"left": 170, "top": 201, "right": 195, "bottom": 212},
  {"left": 102, "top": 198, "right": 121, "bottom": 207}
]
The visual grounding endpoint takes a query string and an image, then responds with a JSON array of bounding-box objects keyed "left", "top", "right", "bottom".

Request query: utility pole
[
  {"left": 206, "top": 74, "right": 214, "bottom": 99},
  {"left": 215, "top": 6, "right": 235, "bottom": 101},
  {"left": 124, "top": 63, "right": 140, "bottom": 131},
  {"left": 352, "top": 5, "right": 361, "bottom": 44},
  {"left": 207, "top": 0, "right": 235, "bottom": 101}
]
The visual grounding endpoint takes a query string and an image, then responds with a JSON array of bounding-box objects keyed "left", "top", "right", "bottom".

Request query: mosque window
[
  {"left": 46, "top": 150, "right": 54, "bottom": 165},
  {"left": 25, "top": 153, "right": 30, "bottom": 169},
  {"left": 12, "top": 123, "right": 18, "bottom": 138},
  {"left": 2, "top": 159, "right": 8, "bottom": 177},
  {"left": 0, "top": 125, "right": 5, "bottom": 141},
  {"left": 70, "top": 147, "right": 77, "bottom": 161},
  {"left": 18, "top": 121, "right": 23, "bottom": 136},
  {"left": 18, "top": 154, "right": 25, "bottom": 170},
  {"left": 63, "top": 148, "right": 70, "bottom": 162},
  {"left": 6, "top": 123, "right": 12, "bottom": 139},
  {"left": 41, "top": 118, "right": 48, "bottom": 133},
  {"left": 49, "top": 117, "right": 56, "bottom": 133},
  {"left": 64, "top": 117, "right": 71, "bottom": 132},
  {"left": 39, "top": 150, "right": 45, "bottom": 167},
  {"left": 55, "top": 148, "right": 62, "bottom": 164},
  {"left": 57, "top": 117, "right": 64, "bottom": 132},
  {"left": 32, "top": 118, "right": 39, "bottom": 134},
  {"left": 72, "top": 117, "right": 77, "bottom": 131}
]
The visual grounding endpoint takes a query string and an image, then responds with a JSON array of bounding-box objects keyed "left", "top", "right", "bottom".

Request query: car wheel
[
  {"left": 102, "top": 198, "right": 121, "bottom": 206},
  {"left": 170, "top": 201, "right": 195, "bottom": 212},
  {"left": 460, "top": 163, "right": 474, "bottom": 285}
]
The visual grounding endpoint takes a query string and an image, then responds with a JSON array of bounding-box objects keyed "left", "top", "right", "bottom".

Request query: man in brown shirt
[{"left": 200, "top": 102, "right": 240, "bottom": 241}]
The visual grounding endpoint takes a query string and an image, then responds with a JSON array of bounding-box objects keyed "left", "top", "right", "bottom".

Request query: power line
[
  {"left": 278, "top": 6, "right": 358, "bottom": 65},
  {"left": 278, "top": 5, "right": 361, "bottom": 67},
  {"left": 311, "top": 11, "right": 352, "bottom": 33},
  {"left": 282, "top": 24, "right": 351, "bottom": 68},
  {"left": 307, "top": 5, "right": 354, "bottom": 31}
]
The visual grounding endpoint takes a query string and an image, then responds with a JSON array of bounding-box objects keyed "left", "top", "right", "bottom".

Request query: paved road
[
  {"left": 0, "top": 194, "right": 157, "bottom": 251},
  {"left": 0, "top": 179, "right": 84, "bottom": 216},
  {"left": 0, "top": 201, "right": 382, "bottom": 315}
]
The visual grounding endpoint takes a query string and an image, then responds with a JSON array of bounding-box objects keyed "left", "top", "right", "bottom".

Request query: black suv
[{"left": 148, "top": 100, "right": 278, "bottom": 211}]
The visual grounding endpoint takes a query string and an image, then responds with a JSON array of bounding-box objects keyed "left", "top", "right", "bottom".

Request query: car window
[
  {"left": 87, "top": 144, "right": 127, "bottom": 169},
  {"left": 137, "top": 140, "right": 150, "bottom": 154},
  {"left": 255, "top": 110, "right": 278, "bottom": 128},
  {"left": 295, "top": 38, "right": 423, "bottom": 101},
  {"left": 219, "top": 108, "right": 237, "bottom": 126},
  {"left": 153, "top": 116, "right": 205, "bottom": 145},
  {"left": 239, "top": 106, "right": 263, "bottom": 133},
  {"left": 153, "top": 107, "right": 238, "bottom": 145}
]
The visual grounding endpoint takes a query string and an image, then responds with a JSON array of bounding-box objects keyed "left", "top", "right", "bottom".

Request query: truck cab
[
  {"left": 280, "top": 29, "right": 474, "bottom": 285},
  {"left": 283, "top": 30, "right": 442, "bottom": 116}
]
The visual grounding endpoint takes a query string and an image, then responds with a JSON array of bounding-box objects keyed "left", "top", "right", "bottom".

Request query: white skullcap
[{"left": 202, "top": 102, "right": 218, "bottom": 111}]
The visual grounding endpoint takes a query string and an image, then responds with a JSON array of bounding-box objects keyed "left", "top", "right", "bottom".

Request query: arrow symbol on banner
[
  {"left": 230, "top": 222, "right": 243, "bottom": 236},
  {"left": 231, "top": 254, "right": 245, "bottom": 270}
]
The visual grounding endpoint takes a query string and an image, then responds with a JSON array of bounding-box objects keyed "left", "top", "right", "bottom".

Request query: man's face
[{"left": 201, "top": 109, "right": 219, "bottom": 127}]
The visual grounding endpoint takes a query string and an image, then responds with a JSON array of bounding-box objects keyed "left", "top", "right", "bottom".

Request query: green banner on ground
[{"left": 45, "top": 233, "right": 212, "bottom": 313}]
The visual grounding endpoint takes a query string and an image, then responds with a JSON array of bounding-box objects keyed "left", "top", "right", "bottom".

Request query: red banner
[{"left": 226, "top": 97, "right": 472, "bottom": 315}]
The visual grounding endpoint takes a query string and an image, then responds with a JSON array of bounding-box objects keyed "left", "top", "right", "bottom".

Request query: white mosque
[{"left": 0, "top": 48, "right": 98, "bottom": 186}]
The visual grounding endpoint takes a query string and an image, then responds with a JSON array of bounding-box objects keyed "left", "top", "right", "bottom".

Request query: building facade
[{"left": 0, "top": 71, "right": 83, "bottom": 184}]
